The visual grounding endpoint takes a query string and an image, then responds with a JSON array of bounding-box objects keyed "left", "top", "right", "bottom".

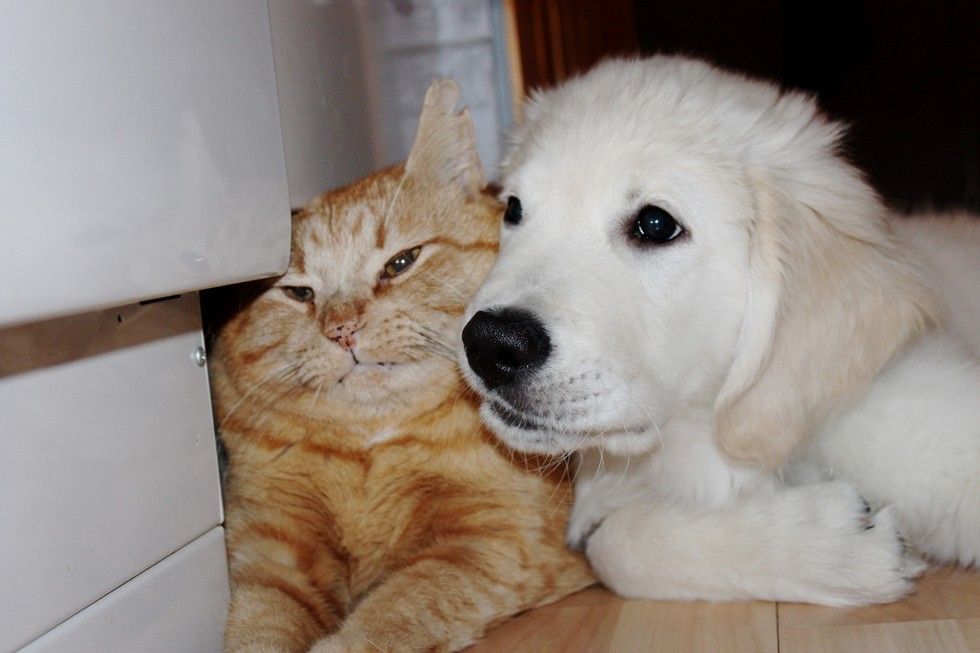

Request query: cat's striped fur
[{"left": 211, "top": 81, "right": 593, "bottom": 652}]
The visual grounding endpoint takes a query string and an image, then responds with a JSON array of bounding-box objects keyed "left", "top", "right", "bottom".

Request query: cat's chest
[
  {"left": 319, "top": 455, "right": 470, "bottom": 580},
  {"left": 280, "top": 429, "right": 506, "bottom": 566},
  {"left": 334, "top": 458, "right": 456, "bottom": 529}
]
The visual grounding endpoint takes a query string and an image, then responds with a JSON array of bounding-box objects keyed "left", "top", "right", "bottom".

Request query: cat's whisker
[
  {"left": 420, "top": 275, "right": 471, "bottom": 304},
  {"left": 408, "top": 327, "right": 459, "bottom": 364},
  {"left": 219, "top": 361, "right": 303, "bottom": 427},
  {"left": 309, "top": 379, "right": 326, "bottom": 412},
  {"left": 417, "top": 323, "right": 456, "bottom": 347},
  {"left": 226, "top": 369, "right": 306, "bottom": 433},
  {"left": 544, "top": 454, "right": 576, "bottom": 513},
  {"left": 380, "top": 169, "right": 409, "bottom": 237}
]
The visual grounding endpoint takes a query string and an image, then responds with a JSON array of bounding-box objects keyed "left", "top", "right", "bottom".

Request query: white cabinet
[
  {"left": 0, "top": 1, "right": 291, "bottom": 328},
  {"left": 1, "top": 1, "right": 514, "bottom": 650},
  {"left": 21, "top": 528, "right": 229, "bottom": 653},
  {"left": 0, "top": 295, "right": 223, "bottom": 651},
  {"left": 0, "top": 3, "right": 291, "bottom": 641},
  {"left": 267, "top": 0, "right": 511, "bottom": 207},
  {"left": 268, "top": 1, "right": 382, "bottom": 207}
]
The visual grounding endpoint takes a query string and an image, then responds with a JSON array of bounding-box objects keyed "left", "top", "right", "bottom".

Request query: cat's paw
[
  {"left": 307, "top": 637, "right": 343, "bottom": 653},
  {"left": 308, "top": 634, "right": 371, "bottom": 653}
]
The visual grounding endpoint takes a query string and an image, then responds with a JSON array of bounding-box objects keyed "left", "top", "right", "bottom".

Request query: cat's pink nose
[{"left": 327, "top": 321, "right": 359, "bottom": 350}]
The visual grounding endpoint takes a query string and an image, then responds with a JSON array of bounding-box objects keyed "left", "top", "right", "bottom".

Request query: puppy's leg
[
  {"left": 808, "top": 334, "right": 980, "bottom": 567},
  {"left": 586, "top": 481, "right": 925, "bottom": 606}
]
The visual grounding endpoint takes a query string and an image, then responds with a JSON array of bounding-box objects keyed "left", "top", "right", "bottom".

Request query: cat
[{"left": 209, "top": 80, "right": 594, "bottom": 653}]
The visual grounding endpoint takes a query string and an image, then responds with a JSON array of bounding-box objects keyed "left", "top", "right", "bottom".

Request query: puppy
[{"left": 459, "top": 56, "right": 980, "bottom": 606}]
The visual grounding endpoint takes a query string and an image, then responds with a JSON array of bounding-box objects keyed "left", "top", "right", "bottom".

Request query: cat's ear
[{"left": 406, "top": 79, "right": 485, "bottom": 197}]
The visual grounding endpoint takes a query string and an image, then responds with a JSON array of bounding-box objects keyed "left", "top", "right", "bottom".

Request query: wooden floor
[{"left": 470, "top": 567, "right": 980, "bottom": 652}]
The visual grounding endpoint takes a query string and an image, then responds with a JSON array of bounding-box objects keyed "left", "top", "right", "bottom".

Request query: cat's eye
[
  {"left": 630, "top": 205, "right": 684, "bottom": 245},
  {"left": 282, "top": 286, "right": 315, "bottom": 302},
  {"left": 503, "top": 196, "right": 522, "bottom": 225},
  {"left": 382, "top": 246, "right": 422, "bottom": 279}
]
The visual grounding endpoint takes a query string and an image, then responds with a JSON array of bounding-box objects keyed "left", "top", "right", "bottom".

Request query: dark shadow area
[
  {"left": 632, "top": 0, "right": 980, "bottom": 213},
  {"left": 0, "top": 295, "right": 198, "bottom": 379},
  {"left": 512, "top": 1, "right": 979, "bottom": 213}
]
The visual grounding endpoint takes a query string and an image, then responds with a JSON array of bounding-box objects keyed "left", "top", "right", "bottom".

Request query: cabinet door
[
  {"left": 20, "top": 528, "right": 229, "bottom": 653},
  {"left": 0, "top": 294, "right": 222, "bottom": 651},
  {"left": 268, "top": 1, "right": 382, "bottom": 208},
  {"left": 0, "top": 1, "right": 290, "bottom": 328}
]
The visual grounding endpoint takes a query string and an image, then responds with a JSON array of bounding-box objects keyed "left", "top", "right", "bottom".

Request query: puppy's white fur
[{"left": 461, "top": 56, "right": 980, "bottom": 606}]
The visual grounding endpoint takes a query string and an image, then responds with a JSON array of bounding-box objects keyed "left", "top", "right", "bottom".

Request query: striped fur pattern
[{"left": 212, "top": 81, "right": 593, "bottom": 652}]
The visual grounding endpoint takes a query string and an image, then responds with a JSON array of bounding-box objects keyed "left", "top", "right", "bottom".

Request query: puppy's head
[{"left": 460, "top": 57, "right": 937, "bottom": 465}]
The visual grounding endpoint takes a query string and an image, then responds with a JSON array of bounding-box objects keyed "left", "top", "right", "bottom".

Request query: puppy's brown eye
[
  {"left": 382, "top": 246, "right": 422, "bottom": 279},
  {"left": 282, "top": 286, "right": 314, "bottom": 302},
  {"left": 631, "top": 205, "right": 684, "bottom": 244},
  {"left": 503, "top": 196, "right": 522, "bottom": 225}
]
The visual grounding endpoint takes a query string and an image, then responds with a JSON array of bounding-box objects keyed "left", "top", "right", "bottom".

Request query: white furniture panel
[
  {"left": 0, "top": 295, "right": 223, "bottom": 651},
  {"left": 268, "top": 0, "right": 512, "bottom": 208},
  {"left": 268, "top": 0, "right": 381, "bottom": 206},
  {"left": 0, "top": 1, "right": 291, "bottom": 328},
  {"left": 21, "top": 527, "right": 229, "bottom": 653}
]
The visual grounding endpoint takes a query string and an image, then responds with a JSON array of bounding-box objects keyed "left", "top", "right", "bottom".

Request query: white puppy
[{"left": 459, "top": 56, "right": 980, "bottom": 606}]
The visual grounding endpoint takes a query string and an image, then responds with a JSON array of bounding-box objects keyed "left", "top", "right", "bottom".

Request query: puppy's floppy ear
[
  {"left": 405, "top": 79, "right": 485, "bottom": 198},
  {"left": 714, "top": 164, "right": 940, "bottom": 469}
]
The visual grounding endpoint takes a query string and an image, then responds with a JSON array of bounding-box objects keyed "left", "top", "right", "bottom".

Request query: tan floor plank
[
  {"left": 958, "top": 618, "right": 980, "bottom": 652},
  {"left": 611, "top": 600, "right": 777, "bottom": 653},
  {"left": 470, "top": 587, "right": 777, "bottom": 652},
  {"left": 472, "top": 567, "right": 980, "bottom": 652},
  {"left": 778, "top": 620, "right": 973, "bottom": 653}
]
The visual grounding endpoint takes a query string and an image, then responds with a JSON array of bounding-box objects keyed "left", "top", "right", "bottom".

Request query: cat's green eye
[
  {"left": 282, "top": 286, "right": 314, "bottom": 302},
  {"left": 382, "top": 246, "right": 422, "bottom": 279}
]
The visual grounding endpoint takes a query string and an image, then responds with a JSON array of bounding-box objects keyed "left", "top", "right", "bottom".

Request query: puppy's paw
[
  {"left": 566, "top": 516, "right": 605, "bottom": 552},
  {"left": 786, "top": 482, "right": 926, "bottom": 605},
  {"left": 566, "top": 501, "right": 609, "bottom": 551}
]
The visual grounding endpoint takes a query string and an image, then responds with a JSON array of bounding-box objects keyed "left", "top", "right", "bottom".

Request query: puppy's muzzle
[{"left": 461, "top": 308, "right": 551, "bottom": 389}]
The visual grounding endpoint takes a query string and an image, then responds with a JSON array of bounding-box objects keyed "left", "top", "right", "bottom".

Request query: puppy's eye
[
  {"left": 631, "top": 205, "right": 684, "bottom": 244},
  {"left": 503, "top": 196, "right": 523, "bottom": 225},
  {"left": 282, "top": 286, "right": 314, "bottom": 302},
  {"left": 382, "top": 246, "right": 422, "bottom": 279}
]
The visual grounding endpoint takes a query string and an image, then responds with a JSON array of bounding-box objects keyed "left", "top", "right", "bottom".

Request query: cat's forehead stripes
[
  {"left": 289, "top": 229, "right": 307, "bottom": 275},
  {"left": 303, "top": 169, "right": 408, "bottom": 243},
  {"left": 417, "top": 234, "right": 499, "bottom": 253},
  {"left": 286, "top": 164, "right": 500, "bottom": 304}
]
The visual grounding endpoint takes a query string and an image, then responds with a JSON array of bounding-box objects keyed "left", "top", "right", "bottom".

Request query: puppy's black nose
[{"left": 462, "top": 308, "right": 551, "bottom": 389}]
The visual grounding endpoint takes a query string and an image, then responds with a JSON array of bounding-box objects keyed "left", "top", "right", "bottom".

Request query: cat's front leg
[
  {"left": 310, "top": 541, "right": 590, "bottom": 653},
  {"left": 224, "top": 543, "right": 348, "bottom": 652},
  {"left": 308, "top": 549, "right": 508, "bottom": 653}
]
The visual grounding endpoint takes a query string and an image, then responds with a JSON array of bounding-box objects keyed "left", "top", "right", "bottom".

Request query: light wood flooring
[{"left": 470, "top": 566, "right": 980, "bottom": 652}]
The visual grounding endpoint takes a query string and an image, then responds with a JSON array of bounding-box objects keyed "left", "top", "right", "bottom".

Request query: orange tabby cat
[{"left": 210, "top": 81, "right": 593, "bottom": 653}]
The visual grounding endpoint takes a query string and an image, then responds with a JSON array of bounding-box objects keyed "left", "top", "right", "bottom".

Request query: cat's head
[{"left": 214, "top": 81, "right": 500, "bottom": 424}]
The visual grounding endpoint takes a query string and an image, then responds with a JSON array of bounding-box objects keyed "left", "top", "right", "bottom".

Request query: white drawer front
[
  {"left": 21, "top": 527, "right": 229, "bottom": 653},
  {"left": 267, "top": 0, "right": 510, "bottom": 208},
  {"left": 0, "top": 294, "right": 222, "bottom": 651},
  {"left": 0, "top": 1, "right": 290, "bottom": 328},
  {"left": 268, "top": 0, "right": 381, "bottom": 207}
]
